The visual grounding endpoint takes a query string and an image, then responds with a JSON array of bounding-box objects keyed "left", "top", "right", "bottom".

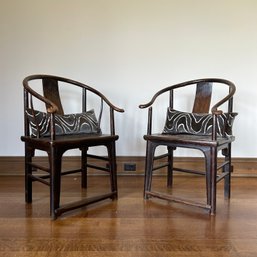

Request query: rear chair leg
[
  {"left": 108, "top": 142, "right": 118, "bottom": 200},
  {"left": 81, "top": 147, "right": 88, "bottom": 188},
  {"left": 222, "top": 145, "right": 232, "bottom": 199},
  {"left": 167, "top": 146, "right": 174, "bottom": 188}
]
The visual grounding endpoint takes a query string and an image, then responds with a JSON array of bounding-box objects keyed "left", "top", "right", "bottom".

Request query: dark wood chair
[
  {"left": 21, "top": 74, "right": 124, "bottom": 219},
  {"left": 139, "top": 78, "right": 237, "bottom": 214}
]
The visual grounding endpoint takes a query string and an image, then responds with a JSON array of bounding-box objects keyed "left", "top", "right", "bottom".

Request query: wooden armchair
[
  {"left": 21, "top": 74, "right": 124, "bottom": 219},
  {"left": 139, "top": 78, "right": 237, "bottom": 214}
]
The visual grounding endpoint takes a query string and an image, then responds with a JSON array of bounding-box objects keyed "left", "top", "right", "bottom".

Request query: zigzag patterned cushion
[
  {"left": 163, "top": 108, "right": 237, "bottom": 137},
  {"left": 26, "top": 109, "right": 101, "bottom": 137}
]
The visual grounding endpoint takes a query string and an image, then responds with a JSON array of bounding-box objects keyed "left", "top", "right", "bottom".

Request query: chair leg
[
  {"left": 204, "top": 147, "right": 217, "bottom": 215},
  {"left": 25, "top": 145, "right": 34, "bottom": 203},
  {"left": 204, "top": 149, "right": 212, "bottom": 208},
  {"left": 223, "top": 144, "right": 232, "bottom": 199},
  {"left": 81, "top": 147, "right": 88, "bottom": 188},
  {"left": 210, "top": 147, "right": 217, "bottom": 215},
  {"left": 49, "top": 149, "right": 62, "bottom": 220},
  {"left": 108, "top": 142, "right": 118, "bottom": 200},
  {"left": 144, "top": 141, "right": 156, "bottom": 199},
  {"left": 167, "top": 146, "right": 174, "bottom": 188}
]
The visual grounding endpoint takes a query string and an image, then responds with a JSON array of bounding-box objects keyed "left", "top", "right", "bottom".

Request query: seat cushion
[
  {"left": 163, "top": 108, "right": 237, "bottom": 136},
  {"left": 26, "top": 109, "right": 101, "bottom": 137}
]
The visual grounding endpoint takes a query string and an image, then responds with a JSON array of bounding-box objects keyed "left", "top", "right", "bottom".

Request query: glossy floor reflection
[{"left": 0, "top": 175, "right": 257, "bottom": 256}]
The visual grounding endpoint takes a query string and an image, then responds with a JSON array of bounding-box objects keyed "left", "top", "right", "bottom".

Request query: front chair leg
[
  {"left": 204, "top": 149, "right": 211, "bottom": 209},
  {"left": 49, "top": 149, "right": 63, "bottom": 220},
  {"left": 144, "top": 141, "right": 156, "bottom": 199},
  {"left": 25, "top": 145, "right": 34, "bottom": 203},
  {"left": 210, "top": 147, "right": 217, "bottom": 215},
  {"left": 204, "top": 147, "right": 217, "bottom": 215}
]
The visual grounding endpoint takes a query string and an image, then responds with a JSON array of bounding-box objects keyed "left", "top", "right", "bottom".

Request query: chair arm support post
[
  {"left": 24, "top": 89, "right": 30, "bottom": 137},
  {"left": 211, "top": 113, "right": 218, "bottom": 141},
  {"left": 110, "top": 108, "right": 115, "bottom": 135},
  {"left": 147, "top": 107, "right": 153, "bottom": 135},
  {"left": 50, "top": 113, "right": 56, "bottom": 141}
]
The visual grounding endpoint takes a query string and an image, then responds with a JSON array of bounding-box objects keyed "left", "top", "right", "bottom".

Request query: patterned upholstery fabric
[
  {"left": 26, "top": 109, "right": 101, "bottom": 137},
  {"left": 163, "top": 108, "right": 237, "bottom": 137}
]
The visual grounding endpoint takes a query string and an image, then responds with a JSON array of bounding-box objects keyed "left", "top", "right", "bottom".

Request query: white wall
[{"left": 1, "top": 0, "right": 257, "bottom": 157}]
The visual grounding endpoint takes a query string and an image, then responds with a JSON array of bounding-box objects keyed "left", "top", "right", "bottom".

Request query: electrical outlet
[{"left": 124, "top": 163, "right": 136, "bottom": 171}]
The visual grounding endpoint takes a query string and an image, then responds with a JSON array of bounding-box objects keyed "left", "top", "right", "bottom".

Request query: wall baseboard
[{"left": 1, "top": 156, "right": 257, "bottom": 177}]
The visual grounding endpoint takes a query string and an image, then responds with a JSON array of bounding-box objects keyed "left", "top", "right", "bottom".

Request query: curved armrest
[
  {"left": 23, "top": 74, "right": 125, "bottom": 139},
  {"left": 109, "top": 104, "right": 124, "bottom": 113},
  {"left": 23, "top": 78, "right": 59, "bottom": 114},
  {"left": 211, "top": 80, "right": 236, "bottom": 114},
  {"left": 139, "top": 78, "right": 236, "bottom": 138},
  {"left": 53, "top": 75, "right": 125, "bottom": 113}
]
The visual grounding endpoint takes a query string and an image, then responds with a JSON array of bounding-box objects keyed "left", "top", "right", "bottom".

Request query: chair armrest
[{"left": 23, "top": 81, "right": 59, "bottom": 114}]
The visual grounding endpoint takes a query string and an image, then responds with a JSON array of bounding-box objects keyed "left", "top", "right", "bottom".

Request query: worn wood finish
[
  {"left": 0, "top": 175, "right": 257, "bottom": 256},
  {"left": 139, "top": 78, "right": 236, "bottom": 215},
  {"left": 42, "top": 78, "right": 64, "bottom": 115},
  {"left": 192, "top": 81, "right": 212, "bottom": 113},
  {"left": 21, "top": 74, "right": 124, "bottom": 219}
]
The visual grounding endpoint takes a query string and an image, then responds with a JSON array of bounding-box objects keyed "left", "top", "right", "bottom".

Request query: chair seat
[
  {"left": 21, "top": 133, "right": 119, "bottom": 145},
  {"left": 21, "top": 134, "right": 119, "bottom": 153},
  {"left": 144, "top": 133, "right": 235, "bottom": 147}
]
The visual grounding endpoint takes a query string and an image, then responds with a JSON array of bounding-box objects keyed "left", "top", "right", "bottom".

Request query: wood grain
[{"left": 0, "top": 175, "right": 257, "bottom": 256}]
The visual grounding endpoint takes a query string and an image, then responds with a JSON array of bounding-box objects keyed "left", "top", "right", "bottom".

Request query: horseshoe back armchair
[
  {"left": 139, "top": 78, "right": 237, "bottom": 214},
  {"left": 21, "top": 74, "right": 124, "bottom": 219}
]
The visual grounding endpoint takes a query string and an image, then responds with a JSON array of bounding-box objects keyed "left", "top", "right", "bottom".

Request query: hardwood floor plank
[{"left": 0, "top": 176, "right": 257, "bottom": 256}]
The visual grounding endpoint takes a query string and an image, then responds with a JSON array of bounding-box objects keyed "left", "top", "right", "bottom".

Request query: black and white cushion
[
  {"left": 163, "top": 108, "right": 237, "bottom": 137},
  {"left": 26, "top": 109, "right": 101, "bottom": 137}
]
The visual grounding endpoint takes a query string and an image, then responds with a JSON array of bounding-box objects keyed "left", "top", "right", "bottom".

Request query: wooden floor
[{"left": 0, "top": 175, "right": 257, "bottom": 257}]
